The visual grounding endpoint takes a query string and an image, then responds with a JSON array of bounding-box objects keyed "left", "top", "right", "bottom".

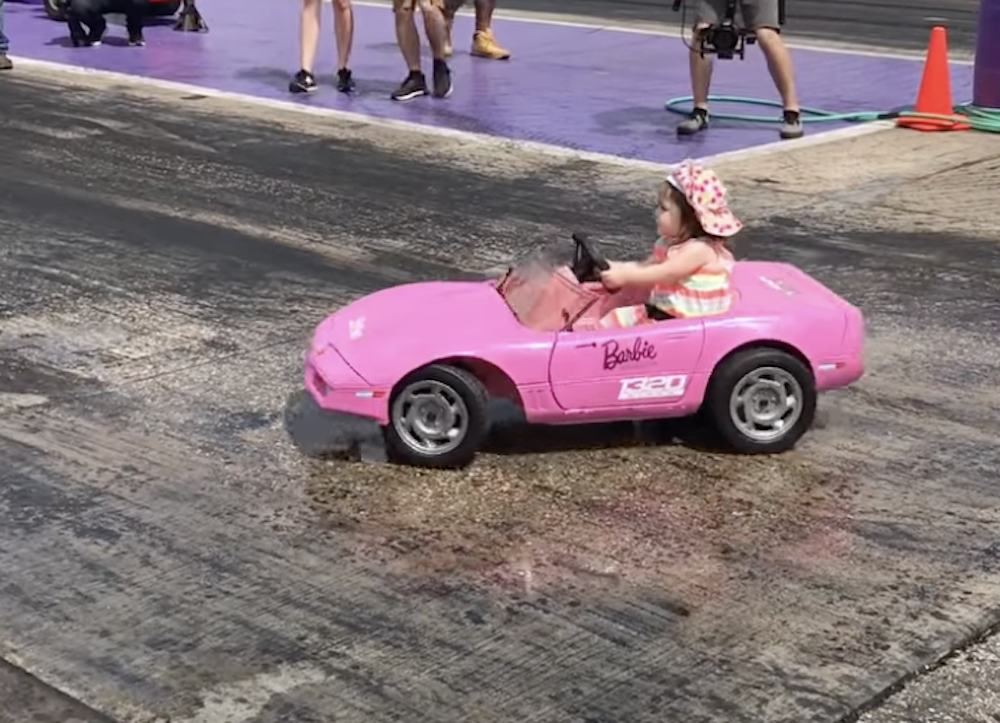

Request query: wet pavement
[
  {"left": 1, "top": 0, "right": 976, "bottom": 164},
  {"left": 2, "top": 67, "right": 1000, "bottom": 723}
]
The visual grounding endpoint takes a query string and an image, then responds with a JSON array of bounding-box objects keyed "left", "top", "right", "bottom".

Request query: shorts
[
  {"left": 694, "top": 0, "right": 780, "bottom": 32},
  {"left": 393, "top": 0, "right": 444, "bottom": 10}
]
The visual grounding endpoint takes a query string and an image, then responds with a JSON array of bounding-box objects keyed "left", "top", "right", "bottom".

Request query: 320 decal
[{"left": 617, "top": 375, "right": 689, "bottom": 400}]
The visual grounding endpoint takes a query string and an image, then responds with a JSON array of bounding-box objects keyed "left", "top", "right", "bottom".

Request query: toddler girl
[{"left": 581, "top": 160, "right": 741, "bottom": 329}]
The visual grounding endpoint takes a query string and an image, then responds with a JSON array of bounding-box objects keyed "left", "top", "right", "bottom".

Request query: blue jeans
[{"left": 0, "top": 0, "right": 9, "bottom": 54}]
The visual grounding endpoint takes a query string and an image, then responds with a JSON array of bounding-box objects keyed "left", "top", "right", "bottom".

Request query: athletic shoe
[
  {"left": 336, "top": 68, "right": 355, "bottom": 93},
  {"left": 391, "top": 71, "right": 428, "bottom": 101},
  {"left": 780, "top": 109, "right": 804, "bottom": 139},
  {"left": 676, "top": 107, "right": 709, "bottom": 135},
  {"left": 432, "top": 59, "right": 452, "bottom": 99},
  {"left": 0, "top": 54, "right": 12, "bottom": 71},
  {"left": 289, "top": 69, "right": 317, "bottom": 94}
]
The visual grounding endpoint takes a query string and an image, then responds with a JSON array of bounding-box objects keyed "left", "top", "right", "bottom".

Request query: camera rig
[{"left": 671, "top": 0, "right": 786, "bottom": 60}]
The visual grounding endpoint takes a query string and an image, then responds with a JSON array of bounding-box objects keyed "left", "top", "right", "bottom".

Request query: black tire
[
  {"left": 382, "top": 364, "right": 490, "bottom": 468},
  {"left": 44, "top": 0, "right": 67, "bottom": 21},
  {"left": 150, "top": 1, "right": 181, "bottom": 17},
  {"left": 706, "top": 347, "right": 816, "bottom": 454}
]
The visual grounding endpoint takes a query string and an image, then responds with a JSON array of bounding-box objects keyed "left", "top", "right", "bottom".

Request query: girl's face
[{"left": 656, "top": 188, "right": 686, "bottom": 241}]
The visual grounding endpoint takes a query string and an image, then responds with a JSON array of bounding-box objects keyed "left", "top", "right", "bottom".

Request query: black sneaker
[
  {"left": 289, "top": 69, "right": 317, "bottom": 94},
  {"left": 676, "top": 107, "right": 709, "bottom": 135},
  {"left": 391, "top": 71, "right": 428, "bottom": 101},
  {"left": 780, "top": 109, "right": 804, "bottom": 139},
  {"left": 71, "top": 34, "right": 100, "bottom": 47},
  {"left": 128, "top": 31, "right": 145, "bottom": 46},
  {"left": 336, "top": 67, "right": 355, "bottom": 93},
  {"left": 431, "top": 59, "right": 452, "bottom": 99}
]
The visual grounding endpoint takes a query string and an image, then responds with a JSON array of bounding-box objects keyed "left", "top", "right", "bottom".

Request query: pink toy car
[{"left": 304, "top": 233, "right": 865, "bottom": 467}]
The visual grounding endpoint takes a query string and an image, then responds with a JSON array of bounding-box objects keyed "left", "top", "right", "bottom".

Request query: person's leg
[
  {"left": 332, "top": 0, "right": 355, "bottom": 91},
  {"left": 471, "top": 0, "right": 509, "bottom": 59},
  {"left": 391, "top": 0, "right": 428, "bottom": 100},
  {"left": 441, "top": 0, "right": 465, "bottom": 57},
  {"left": 419, "top": 0, "right": 453, "bottom": 98},
  {"left": 575, "top": 304, "right": 649, "bottom": 331},
  {"left": 66, "top": 0, "right": 108, "bottom": 46},
  {"left": 676, "top": 0, "right": 721, "bottom": 135},
  {"left": 744, "top": 0, "right": 803, "bottom": 139},
  {"left": 121, "top": 0, "right": 146, "bottom": 46},
  {"left": 289, "top": 0, "right": 322, "bottom": 92},
  {"left": 0, "top": 0, "right": 12, "bottom": 70}
]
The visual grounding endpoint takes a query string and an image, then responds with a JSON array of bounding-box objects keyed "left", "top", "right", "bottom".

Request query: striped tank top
[{"left": 647, "top": 238, "right": 735, "bottom": 318}]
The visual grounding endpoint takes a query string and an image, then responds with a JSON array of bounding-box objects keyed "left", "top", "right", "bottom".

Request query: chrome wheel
[
  {"left": 391, "top": 380, "right": 469, "bottom": 456},
  {"left": 728, "top": 366, "right": 803, "bottom": 443}
]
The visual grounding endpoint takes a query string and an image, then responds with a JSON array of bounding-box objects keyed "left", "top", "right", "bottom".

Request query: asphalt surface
[
  {"left": 496, "top": 0, "right": 981, "bottom": 54},
  {"left": 2, "top": 44, "right": 1000, "bottom": 723}
]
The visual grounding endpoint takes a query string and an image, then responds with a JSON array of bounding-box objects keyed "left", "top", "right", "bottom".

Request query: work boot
[
  {"left": 0, "top": 53, "right": 12, "bottom": 71},
  {"left": 676, "top": 107, "right": 709, "bottom": 135},
  {"left": 471, "top": 29, "right": 510, "bottom": 60},
  {"left": 780, "top": 109, "right": 804, "bottom": 139}
]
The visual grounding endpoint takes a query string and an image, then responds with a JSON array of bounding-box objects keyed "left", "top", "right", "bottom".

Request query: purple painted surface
[
  {"left": 4, "top": 0, "right": 975, "bottom": 162},
  {"left": 974, "top": 0, "right": 1000, "bottom": 108}
]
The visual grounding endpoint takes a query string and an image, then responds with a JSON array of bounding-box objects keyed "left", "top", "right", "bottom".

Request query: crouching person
[{"left": 67, "top": 0, "right": 146, "bottom": 47}]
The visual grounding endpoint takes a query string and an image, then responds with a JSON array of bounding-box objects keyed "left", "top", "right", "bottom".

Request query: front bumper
[{"left": 303, "top": 345, "right": 390, "bottom": 425}]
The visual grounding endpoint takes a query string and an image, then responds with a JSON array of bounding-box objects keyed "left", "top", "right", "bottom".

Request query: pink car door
[{"left": 548, "top": 319, "right": 706, "bottom": 410}]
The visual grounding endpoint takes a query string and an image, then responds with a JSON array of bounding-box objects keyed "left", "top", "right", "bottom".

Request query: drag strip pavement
[{"left": 1, "top": 69, "right": 999, "bottom": 723}]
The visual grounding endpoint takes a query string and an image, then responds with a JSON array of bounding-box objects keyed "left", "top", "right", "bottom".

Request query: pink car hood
[{"left": 313, "top": 280, "right": 545, "bottom": 385}]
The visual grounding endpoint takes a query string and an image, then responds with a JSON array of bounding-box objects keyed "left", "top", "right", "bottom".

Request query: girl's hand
[{"left": 600, "top": 261, "right": 636, "bottom": 290}]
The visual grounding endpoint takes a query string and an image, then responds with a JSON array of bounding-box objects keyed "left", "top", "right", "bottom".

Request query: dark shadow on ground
[{"left": 283, "top": 389, "right": 832, "bottom": 464}]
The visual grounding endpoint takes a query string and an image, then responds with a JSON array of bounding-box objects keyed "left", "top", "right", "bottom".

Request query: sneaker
[
  {"left": 391, "top": 71, "right": 428, "bottom": 101},
  {"left": 676, "top": 107, "right": 709, "bottom": 135},
  {"left": 336, "top": 67, "right": 355, "bottom": 93},
  {"left": 289, "top": 69, "right": 317, "bottom": 94},
  {"left": 128, "top": 31, "right": 145, "bottom": 46},
  {"left": 431, "top": 59, "right": 452, "bottom": 99},
  {"left": 0, "top": 54, "right": 11, "bottom": 71},
  {"left": 780, "top": 109, "right": 804, "bottom": 139},
  {"left": 471, "top": 29, "right": 510, "bottom": 60},
  {"left": 71, "top": 34, "right": 100, "bottom": 47}
]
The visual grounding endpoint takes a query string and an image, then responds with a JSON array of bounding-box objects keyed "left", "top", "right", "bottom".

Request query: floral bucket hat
[{"left": 665, "top": 159, "right": 743, "bottom": 238}]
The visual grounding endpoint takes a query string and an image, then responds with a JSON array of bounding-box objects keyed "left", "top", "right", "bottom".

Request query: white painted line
[
  {"left": 8, "top": 56, "right": 894, "bottom": 172},
  {"left": 701, "top": 121, "right": 895, "bottom": 166},
  {"left": 349, "top": 0, "right": 975, "bottom": 65}
]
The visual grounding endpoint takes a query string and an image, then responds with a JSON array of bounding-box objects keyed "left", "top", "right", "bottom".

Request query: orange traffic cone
[{"left": 896, "top": 26, "right": 970, "bottom": 132}]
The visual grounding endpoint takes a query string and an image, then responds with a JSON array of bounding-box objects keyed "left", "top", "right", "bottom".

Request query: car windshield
[{"left": 495, "top": 244, "right": 600, "bottom": 332}]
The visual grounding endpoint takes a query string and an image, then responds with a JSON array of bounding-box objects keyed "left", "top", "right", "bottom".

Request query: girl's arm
[{"left": 604, "top": 242, "right": 715, "bottom": 288}]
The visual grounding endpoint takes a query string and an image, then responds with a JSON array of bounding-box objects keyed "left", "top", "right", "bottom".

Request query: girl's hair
[{"left": 659, "top": 181, "right": 733, "bottom": 251}]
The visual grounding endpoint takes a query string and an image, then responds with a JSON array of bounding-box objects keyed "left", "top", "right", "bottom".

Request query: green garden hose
[{"left": 663, "top": 95, "right": 1000, "bottom": 133}]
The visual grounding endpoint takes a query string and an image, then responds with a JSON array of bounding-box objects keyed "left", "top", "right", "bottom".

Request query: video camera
[{"left": 671, "top": 0, "right": 785, "bottom": 60}]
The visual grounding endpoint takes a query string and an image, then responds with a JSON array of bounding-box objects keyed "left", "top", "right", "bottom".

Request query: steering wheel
[{"left": 570, "top": 232, "right": 610, "bottom": 284}]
